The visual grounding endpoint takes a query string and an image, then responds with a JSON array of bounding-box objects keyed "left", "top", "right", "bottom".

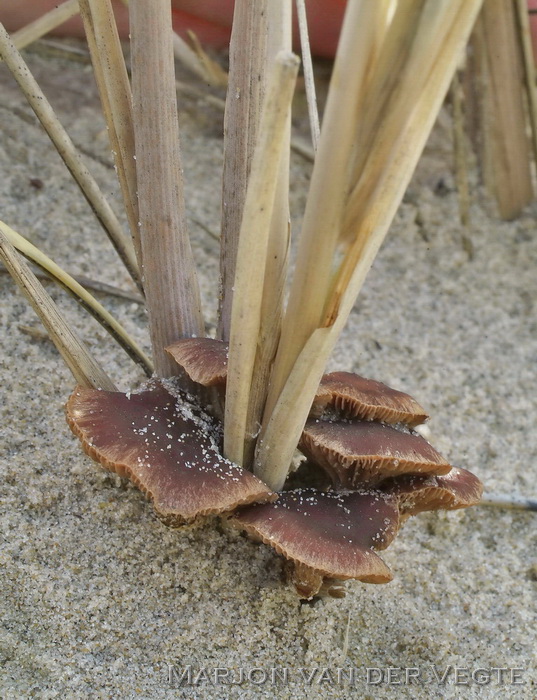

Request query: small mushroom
[
  {"left": 381, "top": 465, "right": 483, "bottom": 518},
  {"left": 299, "top": 419, "right": 451, "bottom": 487},
  {"left": 311, "top": 371, "right": 428, "bottom": 426},
  {"left": 166, "top": 337, "right": 228, "bottom": 386},
  {"left": 230, "top": 488, "right": 399, "bottom": 598},
  {"left": 66, "top": 380, "right": 274, "bottom": 525}
]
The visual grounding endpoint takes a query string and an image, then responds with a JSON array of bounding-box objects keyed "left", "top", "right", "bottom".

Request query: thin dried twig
[
  {"left": 52, "top": 274, "right": 143, "bottom": 302},
  {"left": 18, "top": 324, "right": 53, "bottom": 342},
  {"left": 31, "top": 39, "right": 91, "bottom": 62},
  {"left": 130, "top": 0, "right": 204, "bottom": 377},
  {"left": 79, "top": 0, "right": 141, "bottom": 271},
  {"left": 451, "top": 69, "right": 470, "bottom": 225},
  {"left": 0, "top": 266, "right": 143, "bottom": 303},
  {"left": 1, "top": 221, "right": 153, "bottom": 375},
  {"left": 0, "top": 226, "right": 116, "bottom": 391},
  {"left": 0, "top": 23, "right": 141, "bottom": 291},
  {"left": 289, "top": 133, "right": 314, "bottom": 161},
  {"left": 479, "top": 494, "right": 537, "bottom": 512},
  {"left": 184, "top": 30, "right": 228, "bottom": 86},
  {"left": 172, "top": 30, "right": 216, "bottom": 83},
  {"left": 295, "top": 0, "right": 320, "bottom": 150}
]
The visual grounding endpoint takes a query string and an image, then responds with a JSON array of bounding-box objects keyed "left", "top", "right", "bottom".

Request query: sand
[{"left": 0, "top": 42, "right": 536, "bottom": 699}]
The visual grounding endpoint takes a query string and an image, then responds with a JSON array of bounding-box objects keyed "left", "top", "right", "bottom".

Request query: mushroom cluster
[{"left": 66, "top": 337, "right": 482, "bottom": 599}]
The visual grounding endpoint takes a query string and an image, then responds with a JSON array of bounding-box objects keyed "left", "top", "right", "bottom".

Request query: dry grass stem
[
  {"left": 172, "top": 31, "right": 215, "bottom": 83},
  {"left": 295, "top": 0, "right": 320, "bottom": 150},
  {"left": 238, "top": 0, "right": 293, "bottom": 467},
  {"left": 263, "top": 0, "right": 391, "bottom": 423},
  {"left": 10, "top": 0, "right": 80, "bottom": 51},
  {"left": 184, "top": 30, "right": 228, "bottom": 86},
  {"left": 289, "top": 133, "right": 314, "bottom": 161},
  {"left": 514, "top": 0, "right": 537, "bottom": 166},
  {"left": 47, "top": 272, "right": 142, "bottom": 302},
  {"left": 1, "top": 221, "right": 153, "bottom": 375},
  {"left": 332, "top": 0, "right": 484, "bottom": 318},
  {"left": 130, "top": 0, "right": 204, "bottom": 377},
  {"left": 255, "top": 326, "right": 332, "bottom": 488},
  {"left": 217, "top": 0, "right": 269, "bottom": 341},
  {"left": 0, "top": 268, "right": 143, "bottom": 303},
  {"left": 224, "top": 51, "right": 299, "bottom": 468},
  {"left": 0, "top": 225, "right": 116, "bottom": 391},
  {"left": 79, "top": 0, "right": 141, "bottom": 272},
  {"left": 342, "top": 1, "right": 463, "bottom": 249},
  {"left": 475, "top": 0, "right": 533, "bottom": 219},
  {"left": 29, "top": 38, "right": 91, "bottom": 62},
  {"left": 344, "top": 0, "right": 426, "bottom": 220},
  {"left": 257, "top": 0, "right": 484, "bottom": 490},
  {"left": 119, "top": 0, "right": 224, "bottom": 85},
  {"left": 0, "top": 23, "right": 141, "bottom": 289}
]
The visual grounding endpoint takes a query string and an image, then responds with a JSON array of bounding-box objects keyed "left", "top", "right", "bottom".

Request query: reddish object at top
[{"left": 0, "top": 0, "right": 346, "bottom": 59}]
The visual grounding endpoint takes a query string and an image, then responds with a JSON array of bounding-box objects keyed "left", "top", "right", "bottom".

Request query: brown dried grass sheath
[
  {"left": 130, "top": 0, "right": 204, "bottom": 376},
  {"left": 299, "top": 420, "right": 451, "bottom": 487},
  {"left": 66, "top": 381, "right": 274, "bottom": 525}
]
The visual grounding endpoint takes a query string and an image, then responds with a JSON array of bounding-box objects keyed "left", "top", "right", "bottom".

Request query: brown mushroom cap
[
  {"left": 230, "top": 488, "right": 399, "bottom": 587},
  {"left": 66, "top": 380, "right": 274, "bottom": 525},
  {"left": 381, "top": 465, "right": 483, "bottom": 517},
  {"left": 299, "top": 419, "right": 451, "bottom": 487},
  {"left": 311, "top": 371, "right": 429, "bottom": 426},
  {"left": 165, "top": 337, "right": 228, "bottom": 386}
]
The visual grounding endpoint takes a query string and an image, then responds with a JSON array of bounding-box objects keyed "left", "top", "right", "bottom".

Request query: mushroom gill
[
  {"left": 381, "top": 465, "right": 483, "bottom": 519},
  {"left": 66, "top": 380, "right": 274, "bottom": 526},
  {"left": 299, "top": 419, "right": 451, "bottom": 487},
  {"left": 230, "top": 488, "right": 400, "bottom": 598},
  {"left": 312, "top": 371, "right": 429, "bottom": 426}
]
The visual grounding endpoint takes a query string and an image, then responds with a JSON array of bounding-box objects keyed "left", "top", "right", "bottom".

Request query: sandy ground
[{"left": 1, "top": 42, "right": 536, "bottom": 699}]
